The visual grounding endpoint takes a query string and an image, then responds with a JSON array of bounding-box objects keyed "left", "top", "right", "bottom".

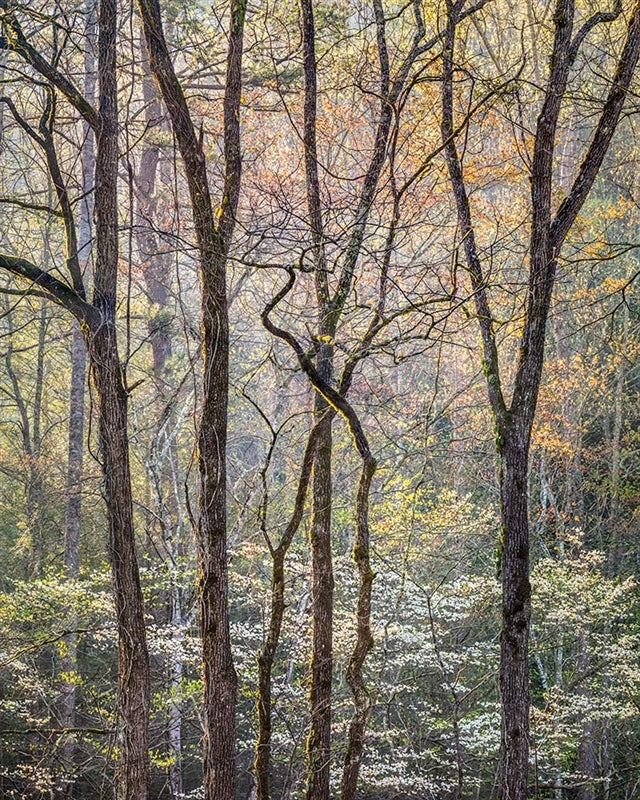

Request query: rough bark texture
[
  {"left": 92, "top": 0, "right": 151, "bottom": 797},
  {"left": 496, "top": 437, "right": 531, "bottom": 800},
  {"left": 307, "top": 390, "right": 334, "bottom": 800},
  {"left": 89, "top": 328, "right": 150, "bottom": 800}
]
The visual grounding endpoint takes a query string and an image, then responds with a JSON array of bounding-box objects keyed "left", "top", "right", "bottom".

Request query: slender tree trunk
[
  {"left": 58, "top": 5, "right": 94, "bottom": 793},
  {"left": 340, "top": 449, "right": 376, "bottom": 800},
  {"left": 608, "top": 302, "right": 628, "bottom": 570},
  {"left": 3, "top": 298, "right": 39, "bottom": 575},
  {"left": 255, "top": 427, "right": 318, "bottom": 800},
  {"left": 575, "top": 634, "right": 595, "bottom": 800},
  {"left": 306, "top": 384, "right": 334, "bottom": 800},
  {"left": 58, "top": 320, "right": 87, "bottom": 800},
  {"left": 64, "top": 325, "right": 87, "bottom": 581},
  {"left": 22, "top": 301, "right": 47, "bottom": 575},
  {"left": 255, "top": 549, "right": 286, "bottom": 800}
]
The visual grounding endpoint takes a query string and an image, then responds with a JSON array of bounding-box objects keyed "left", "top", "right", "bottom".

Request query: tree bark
[
  {"left": 496, "top": 436, "right": 531, "bottom": 800},
  {"left": 88, "top": 327, "right": 150, "bottom": 800},
  {"left": 307, "top": 390, "right": 334, "bottom": 800}
]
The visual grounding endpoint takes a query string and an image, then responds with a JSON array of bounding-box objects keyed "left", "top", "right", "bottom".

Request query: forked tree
[
  {"left": 136, "top": 0, "right": 246, "bottom": 797},
  {"left": 440, "top": 0, "right": 640, "bottom": 797}
]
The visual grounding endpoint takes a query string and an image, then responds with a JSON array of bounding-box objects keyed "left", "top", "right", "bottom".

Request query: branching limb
[
  {"left": 440, "top": 0, "right": 508, "bottom": 428},
  {"left": 0, "top": 1, "right": 99, "bottom": 130},
  {"left": 0, "top": 254, "right": 96, "bottom": 326}
]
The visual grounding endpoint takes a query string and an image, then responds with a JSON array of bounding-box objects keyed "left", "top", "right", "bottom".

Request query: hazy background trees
[{"left": 1, "top": 0, "right": 640, "bottom": 799}]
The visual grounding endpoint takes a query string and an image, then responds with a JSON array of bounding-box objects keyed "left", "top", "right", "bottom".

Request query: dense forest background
[{"left": 1, "top": 0, "right": 640, "bottom": 798}]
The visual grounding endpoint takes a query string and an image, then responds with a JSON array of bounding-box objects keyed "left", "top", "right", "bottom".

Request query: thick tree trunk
[
  {"left": 497, "top": 437, "right": 532, "bottom": 800},
  {"left": 198, "top": 269, "right": 235, "bottom": 800},
  {"left": 89, "top": 326, "right": 150, "bottom": 800}
]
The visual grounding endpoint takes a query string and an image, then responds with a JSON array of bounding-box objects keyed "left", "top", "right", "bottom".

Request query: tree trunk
[
  {"left": 440, "top": 5, "right": 640, "bottom": 799},
  {"left": 59, "top": 323, "right": 87, "bottom": 800},
  {"left": 136, "top": 1, "right": 246, "bottom": 794},
  {"left": 306, "top": 383, "right": 334, "bottom": 800},
  {"left": 198, "top": 276, "right": 235, "bottom": 800},
  {"left": 93, "top": 0, "right": 150, "bottom": 794},
  {"left": 27, "top": 300, "right": 47, "bottom": 573},
  {"left": 255, "top": 426, "right": 317, "bottom": 800},
  {"left": 340, "top": 450, "right": 376, "bottom": 800},
  {"left": 88, "top": 324, "right": 149, "bottom": 800},
  {"left": 0, "top": 0, "right": 152, "bottom": 794},
  {"left": 497, "top": 436, "right": 531, "bottom": 800},
  {"left": 255, "top": 549, "right": 285, "bottom": 800}
]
